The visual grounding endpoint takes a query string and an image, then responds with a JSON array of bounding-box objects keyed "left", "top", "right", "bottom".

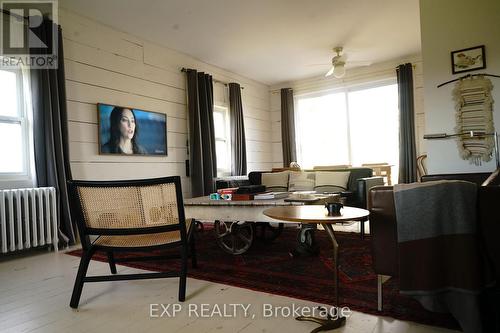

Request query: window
[
  {"left": 213, "top": 105, "right": 231, "bottom": 176},
  {"left": 295, "top": 82, "right": 399, "bottom": 183},
  {"left": 296, "top": 92, "right": 349, "bottom": 167},
  {"left": 0, "top": 64, "right": 35, "bottom": 188}
]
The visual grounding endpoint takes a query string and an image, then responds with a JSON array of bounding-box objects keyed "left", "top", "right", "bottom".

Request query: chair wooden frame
[
  {"left": 361, "top": 163, "right": 392, "bottom": 185},
  {"left": 67, "top": 176, "right": 197, "bottom": 309}
]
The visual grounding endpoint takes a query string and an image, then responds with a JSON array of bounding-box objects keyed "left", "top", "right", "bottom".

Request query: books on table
[
  {"left": 217, "top": 188, "right": 238, "bottom": 194},
  {"left": 254, "top": 192, "right": 289, "bottom": 200}
]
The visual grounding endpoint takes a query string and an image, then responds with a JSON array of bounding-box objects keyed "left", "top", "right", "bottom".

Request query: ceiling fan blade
[
  {"left": 346, "top": 61, "right": 372, "bottom": 67},
  {"left": 325, "top": 66, "right": 335, "bottom": 77},
  {"left": 306, "top": 63, "right": 331, "bottom": 67}
]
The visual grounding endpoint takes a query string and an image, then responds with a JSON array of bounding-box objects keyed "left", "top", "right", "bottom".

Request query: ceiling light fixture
[
  {"left": 332, "top": 61, "right": 346, "bottom": 78},
  {"left": 325, "top": 47, "right": 346, "bottom": 79},
  {"left": 324, "top": 46, "right": 371, "bottom": 79}
]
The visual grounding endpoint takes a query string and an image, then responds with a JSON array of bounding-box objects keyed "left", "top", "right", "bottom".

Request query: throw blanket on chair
[{"left": 394, "top": 180, "right": 492, "bottom": 333}]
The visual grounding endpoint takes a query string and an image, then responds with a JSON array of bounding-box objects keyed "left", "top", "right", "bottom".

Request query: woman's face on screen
[{"left": 119, "top": 108, "right": 136, "bottom": 140}]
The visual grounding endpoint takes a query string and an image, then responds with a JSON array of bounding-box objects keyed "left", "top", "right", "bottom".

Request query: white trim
[
  {"left": 21, "top": 63, "right": 36, "bottom": 187},
  {"left": 0, "top": 65, "right": 35, "bottom": 188},
  {"left": 213, "top": 105, "right": 232, "bottom": 176},
  {"left": 345, "top": 92, "right": 353, "bottom": 165},
  {"left": 294, "top": 76, "right": 397, "bottom": 99},
  {"left": 271, "top": 54, "right": 421, "bottom": 92}
]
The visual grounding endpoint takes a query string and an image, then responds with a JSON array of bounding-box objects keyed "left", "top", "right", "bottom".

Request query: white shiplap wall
[
  {"left": 60, "top": 8, "right": 273, "bottom": 197},
  {"left": 270, "top": 56, "right": 425, "bottom": 169}
]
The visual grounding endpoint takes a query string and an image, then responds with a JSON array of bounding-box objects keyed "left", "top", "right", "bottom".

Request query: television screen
[{"left": 98, "top": 103, "right": 167, "bottom": 156}]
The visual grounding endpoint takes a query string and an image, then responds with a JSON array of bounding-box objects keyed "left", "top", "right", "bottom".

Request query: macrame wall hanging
[{"left": 453, "top": 76, "right": 495, "bottom": 165}]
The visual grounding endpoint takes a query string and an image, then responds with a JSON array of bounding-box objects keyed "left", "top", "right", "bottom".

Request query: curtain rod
[
  {"left": 270, "top": 87, "right": 293, "bottom": 94},
  {"left": 213, "top": 79, "right": 228, "bottom": 87},
  {"left": 437, "top": 73, "right": 500, "bottom": 88},
  {"left": 181, "top": 67, "right": 244, "bottom": 89},
  {"left": 395, "top": 63, "right": 417, "bottom": 70},
  {"left": 269, "top": 87, "right": 293, "bottom": 95},
  {"left": 401, "top": 64, "right": 416, "bottom": 68},
  {"left": 271, "top": 65, "right": 404, "bottom": 94}
]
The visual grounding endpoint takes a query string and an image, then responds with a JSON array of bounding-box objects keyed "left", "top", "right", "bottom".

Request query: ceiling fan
[{"left": 325, "top": 47, "right": 372, "bottom": 78}]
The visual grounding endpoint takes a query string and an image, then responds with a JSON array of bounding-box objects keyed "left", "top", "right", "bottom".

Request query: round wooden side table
[{"left": 263, "top": 205, "right": 370, "bottom": 331}]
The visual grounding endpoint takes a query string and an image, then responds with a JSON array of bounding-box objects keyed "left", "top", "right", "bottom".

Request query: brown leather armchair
[{"left": 368, "top": 170, "right": 500, "bottom": 312}]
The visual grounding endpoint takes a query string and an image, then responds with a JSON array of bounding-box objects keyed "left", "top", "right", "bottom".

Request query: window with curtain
[
  {"left": 295, "top": 83, "right": 399, "bottom": 183},
  {"left": 213, "top": 105, "right": 231, "bottom": 176},
  {"left": 0, "top": 63, "right": 35, "bottom": 188}
]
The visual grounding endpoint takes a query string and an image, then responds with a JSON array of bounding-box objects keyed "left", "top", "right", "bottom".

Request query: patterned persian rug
[{"left": 67, "top": 226, "right": 459, "bottom": 330}]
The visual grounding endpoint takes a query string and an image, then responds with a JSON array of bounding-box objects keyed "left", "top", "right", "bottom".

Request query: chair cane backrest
[
  {"left": 77, "top": 183, "right": 178, "bottom": 229},
  {"left": 68, "top": 177, "right": 185, "bottom": 237}
]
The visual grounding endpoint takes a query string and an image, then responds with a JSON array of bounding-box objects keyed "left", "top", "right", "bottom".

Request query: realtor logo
[{"left": 1, "top": 0, "right": 58, "bottom": 68}]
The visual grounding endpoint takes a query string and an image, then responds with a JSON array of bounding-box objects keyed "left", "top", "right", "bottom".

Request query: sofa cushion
[
  {"left": 314, "top": 171, "right": 350, "bottom": 193},
  {"left": 288, "top": 171, "right": 315, "bottom": 192},
  {"left": 248, "top": 167, "right": 374, "bottom": 207},
  {"left": 261, "top": 171, "right": 289, "bottom": 192},
  {"left": 248, "top": 171, "right": 264, "bottom": 186},
  {"left": 215, "top": 177, "right": 250, "bottom": 190}
]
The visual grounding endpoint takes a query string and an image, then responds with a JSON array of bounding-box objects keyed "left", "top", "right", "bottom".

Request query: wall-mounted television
[{"left": 98, "top": 103, "right": 167, "bottom": 156}]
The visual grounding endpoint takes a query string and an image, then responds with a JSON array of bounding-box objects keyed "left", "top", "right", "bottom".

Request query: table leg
[
  {"left": 360, "top": 220, "right": 365, "bottom": 240},
  {"left": 295, "top": 223, "right": 345, "bottom": 331},
  {"left": 322, "top": 223, "right": 339, "bottom": 306}
]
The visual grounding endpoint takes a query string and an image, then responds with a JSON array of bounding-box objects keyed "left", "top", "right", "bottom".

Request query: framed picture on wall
[
  {"left": 98, "top": 103, "right": 167, "bottom": 156},
  {"left": 451, "top": 45, "right": 486, "bottom": 74}
]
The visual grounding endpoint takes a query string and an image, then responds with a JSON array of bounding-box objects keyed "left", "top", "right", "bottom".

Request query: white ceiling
[{"left": 59, "top": 0, "right": 421, "bottom": 85}]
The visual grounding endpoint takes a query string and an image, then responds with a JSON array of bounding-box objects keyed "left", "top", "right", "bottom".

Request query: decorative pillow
[
  {"left": 314, "top": 171, "right": 350, "bottom": 193},
  {"left": 288, "top": 171, "right": 315, "bottom": 192},
  {"left": 261, "top": 171, "right": 289, "bottom": 192}
]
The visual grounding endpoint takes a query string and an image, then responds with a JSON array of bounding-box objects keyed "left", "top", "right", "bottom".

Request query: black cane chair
[{"left": 67, "top": 176, "right": 196, "bottom": 309}]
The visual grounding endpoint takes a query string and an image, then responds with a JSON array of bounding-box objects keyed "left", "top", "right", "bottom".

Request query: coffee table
[
  {"left": 184, "top": 194, "right": 342, "bottom": 255},
  {"left": 263, "top": 205, "right": 370, "bottom": 328},
  {"left": 184, "top": 197, "right": 303, "bottom": 254}
]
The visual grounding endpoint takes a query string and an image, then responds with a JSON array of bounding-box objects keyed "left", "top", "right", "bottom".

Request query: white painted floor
[{"left": 0, "top": 244, "right": 459, "bottom": 333}]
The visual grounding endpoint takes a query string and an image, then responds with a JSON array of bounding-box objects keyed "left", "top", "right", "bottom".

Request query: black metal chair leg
[
  {"left": 107, "top": 251, "right": 117, "bottom": 274},
  {"left": 70, "top": 248, "right": 94, "bottom": 309},
  {"left": 178, "top": 244, "right": 188, "bottom": 302},
  {"left": 67, "top": 177, "right": 191, "bottom": 309},
  {"left": 190, "top": 225, "right": 198, "bottom": 269}
]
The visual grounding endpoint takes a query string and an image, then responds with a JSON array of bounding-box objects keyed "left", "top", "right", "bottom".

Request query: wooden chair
[
  {"left": 417, "top": 154, "right": 428, "bottom": 181},
  {"left": 67, "top": 176, "right": 196, "bottom": 309},
  {"left": 361, "top": 163, "right": 392, "bottom": 185},
  {"left": 313, "top": 165, "right": 352, "bottom": 171}
]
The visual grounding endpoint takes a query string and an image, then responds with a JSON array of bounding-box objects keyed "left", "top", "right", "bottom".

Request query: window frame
[
  {"left": 213, "top": 105, "right": 232, "bottom": 177},
  {"left": 294, "top": 78, "right": 398, "bottom": 168},
  {"left": 0, "top": 65, "right": 35, "bottom": 187}
]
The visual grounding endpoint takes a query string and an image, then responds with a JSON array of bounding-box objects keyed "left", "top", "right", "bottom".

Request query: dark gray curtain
[
  {"left": 397, "top": 63, "right": 417, "bottom": 183},
  {"left": 281, "top": 88, "right": 297, "bottom": 166},
  {"left": 228, "top": 83, "right": 247, "bottom": 176},
  {"left": 30, "top": 20, "right": 75, "bottom": 244},
  {"left": 186, "top": 69, "right": 216, "bottom": 196}
]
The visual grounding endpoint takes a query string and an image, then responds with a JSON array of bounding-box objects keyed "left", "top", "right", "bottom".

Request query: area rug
[{"left": 67, "top": 226, "right": 459, "bottom": 330}]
